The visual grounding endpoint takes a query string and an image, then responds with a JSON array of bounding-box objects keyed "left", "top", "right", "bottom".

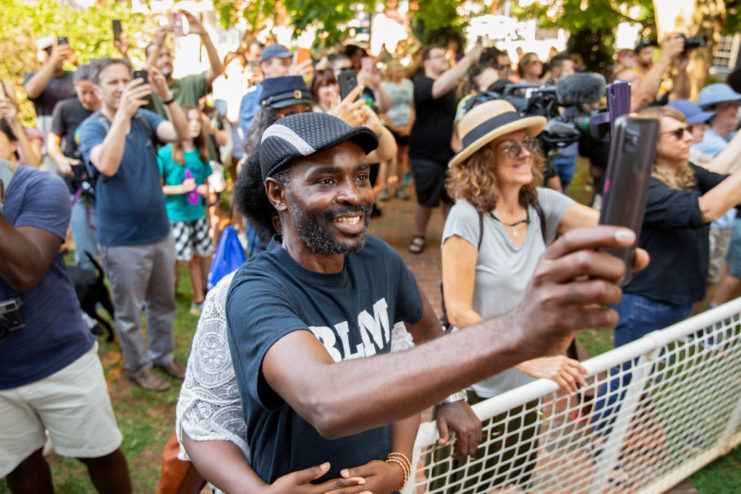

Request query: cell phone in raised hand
[
  {"left": 112, "top": 20, "right": 122, "bottom": 41},
  {"left": 132, "top": 70, "right": 149, "bottom": 84},
  {"left": 57, "top": 36, "right": 69, "bottom": 45},
  {"left": 338, "top": 69, "right": 358, "bottom": 101},
  {"left": 171, "top": 12, "right": 189, "bottom": 36},
  {"left": 598, "top": 115, "right": 660, "bottom": 286}
]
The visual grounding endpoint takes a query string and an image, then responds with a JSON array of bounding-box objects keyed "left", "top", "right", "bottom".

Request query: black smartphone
[
  {"left": 598, "top": 115, "right": 660, "bottom": 286},
  {"left": 112, "top": 20, "right": 122, "bottom": 41},
  {"left": 132, "top": 70, "right": 149, "bottom": 84},
  {"left": 338, "top": 69, "right": 358, "bottom": 101},
  {"left": 57, "top": 36, "right": 69, "bottom": 45}
]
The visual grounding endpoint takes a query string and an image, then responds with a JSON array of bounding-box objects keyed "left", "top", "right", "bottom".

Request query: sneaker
[
  {"left": 190, "top": 302, "right": 204, "bottom": 316},
  {"left": 379, "top": 187, "right": 390, "bottom": 201},
  {"left": 396, "top": 188, "right": 409, "bottom": 200},
  {"left": 130, "top": 368, "right": 170, "bottom": 391},
  {"left": 156, "top": 360, "right": 186, "bottom": 380},
  {"left": 402, "top": 171, "right": 412, "bottom": 187}
]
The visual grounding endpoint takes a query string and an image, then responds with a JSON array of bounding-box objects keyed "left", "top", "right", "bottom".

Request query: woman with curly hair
[{"left": 438, "top": 99, "right": 597, "bottom": 492}]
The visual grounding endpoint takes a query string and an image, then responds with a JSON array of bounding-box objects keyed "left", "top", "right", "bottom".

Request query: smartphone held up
[{"left": 598, "top": 116, "right": 659, "bottom": 286}]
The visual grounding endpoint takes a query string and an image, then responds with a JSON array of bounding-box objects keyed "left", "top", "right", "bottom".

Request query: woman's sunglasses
[{"left": 662, "top": 125, "right": 694, "bottom": 139}]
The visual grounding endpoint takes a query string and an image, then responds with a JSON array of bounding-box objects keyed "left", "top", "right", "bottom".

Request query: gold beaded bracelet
[{"left": 386, "top": 451, "right": 412, "bottom": 490}]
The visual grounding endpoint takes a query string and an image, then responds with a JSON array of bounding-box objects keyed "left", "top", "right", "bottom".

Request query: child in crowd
[{"left": 159, "top": 106, "right": 213, "bottom": 315}]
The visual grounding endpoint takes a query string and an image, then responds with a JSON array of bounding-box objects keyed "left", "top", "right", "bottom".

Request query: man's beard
[{"left": 288, "top": 193, "right": 372, "bottom": 255}]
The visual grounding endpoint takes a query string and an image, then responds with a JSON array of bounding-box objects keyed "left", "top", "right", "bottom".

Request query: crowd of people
[{"left": 0, "top": 9, "right": 739, "bottom": 493}]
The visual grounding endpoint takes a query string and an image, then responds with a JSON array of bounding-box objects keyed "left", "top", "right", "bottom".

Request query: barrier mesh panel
[{"left": 407, "top": 303, "right": 741, "bottom": 493}]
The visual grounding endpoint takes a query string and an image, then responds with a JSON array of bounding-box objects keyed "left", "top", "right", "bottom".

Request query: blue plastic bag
[{"left": 207, "top": 225, "right": 246, "bottom": 290}]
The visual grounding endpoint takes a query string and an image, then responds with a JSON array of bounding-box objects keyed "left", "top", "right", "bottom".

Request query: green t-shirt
[
  {"left": 147, "top": 73, "right": 208, "bottom": 118},
  {"left": 158, "top": 143, "right": 213, "bottom": 222}
]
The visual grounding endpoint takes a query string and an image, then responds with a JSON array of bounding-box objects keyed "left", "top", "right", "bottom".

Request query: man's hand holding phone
[
  {"left": 119, "top": 77, "right": 151, "bottom": 119},
  {"left": 331, "top": 86, "right": 366, "bottom": 127}
]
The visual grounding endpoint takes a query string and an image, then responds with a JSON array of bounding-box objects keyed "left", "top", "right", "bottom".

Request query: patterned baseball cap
[{"left": 259, "top": 112, "right": 378, "bottom": 180}]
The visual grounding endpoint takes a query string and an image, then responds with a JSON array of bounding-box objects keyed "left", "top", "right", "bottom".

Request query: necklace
[{"left": 489, "top": 209, "right": 530, "bottom": 237}]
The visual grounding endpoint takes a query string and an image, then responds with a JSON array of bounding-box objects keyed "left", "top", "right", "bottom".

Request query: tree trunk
[{"left": 653, "top": 0, "right": 727, "bottom": 100}]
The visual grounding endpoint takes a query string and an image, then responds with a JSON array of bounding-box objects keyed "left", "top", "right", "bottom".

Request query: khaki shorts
[{"left": 0, "top": 343, "right": 122, "bottom": 477}]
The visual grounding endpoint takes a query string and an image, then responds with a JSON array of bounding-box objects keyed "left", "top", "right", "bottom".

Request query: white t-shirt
[{"left": 441, "top": 187, "right": 575, "bottom": 398}]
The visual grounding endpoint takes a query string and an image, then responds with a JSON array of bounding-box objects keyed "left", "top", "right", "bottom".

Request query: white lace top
[{"left": 175, "top": 271, "right": 416, "bottom": 461}]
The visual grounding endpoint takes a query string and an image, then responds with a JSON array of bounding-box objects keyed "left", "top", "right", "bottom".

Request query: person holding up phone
[
  {"left": 23, "top": 36, "right": 76, "bottom": 173},
  {"left": 142, "top": 10, "right": 223, "bottom": 120}
]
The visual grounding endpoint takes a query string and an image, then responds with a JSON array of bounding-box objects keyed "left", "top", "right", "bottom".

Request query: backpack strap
[{"left": 534, "top": 200, "right": 547, "bottom": 245}]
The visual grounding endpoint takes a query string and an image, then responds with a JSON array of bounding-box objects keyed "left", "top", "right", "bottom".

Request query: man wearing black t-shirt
[
  {"left": 47, "top": 65, "right": 101, "bottom": 271},
  {"left": 407, "top": 43, "right": 482, "bottom": 254},
  {"left": 225, "top": 112, "right": 646, "bottom": 490}
]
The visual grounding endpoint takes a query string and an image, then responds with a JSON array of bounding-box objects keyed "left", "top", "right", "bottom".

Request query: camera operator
[
  {"left": 0, "top": 156, "right": 131, "bottom": 493},
  {"left": 614, "top": 35, "right": 690, "bottom": 112},
  {"left": 47, "top": 64, "right": 101, "bottom": 271}
]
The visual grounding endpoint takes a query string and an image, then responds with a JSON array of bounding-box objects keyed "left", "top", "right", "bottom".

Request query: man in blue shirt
[
  {"left": 79, "top": 58, "right": 190, "bottom": 391},
  {"left": 237, "top": 44, "right": 292, "bottom": 137},
  {"left": 0, "top": 158, "right": 131, "bottom": 493}
]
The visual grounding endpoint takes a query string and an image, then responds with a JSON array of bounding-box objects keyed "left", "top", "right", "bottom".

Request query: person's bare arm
[
  {"left": 630, "top": 36, "right": 684, "bottom": 112},
  {"left": 182, "top": 11, "right": 223, "bottom": 86},
  {"left": 259, "top": 226, "right": 644, "bottom": 439},
  {"left": 668, "top": 53, "right": 690, "bottom": 102},
  {"left": 148, "top": 68, "right": 189, "bottom": 143},
  {"left": 703, "top": 131, "right": 741, "bottom": 174},
  {"left": 362, "top": 107, "right": 397, "bottom": 163},
  {"left": 24, "top": 44, "right": 73, "bottom": 99},
  {"left": 557, "top": 203, "right": 600, "bottom": 233},
  {"left": 0, "top": 217, "right": 62, "bottom": 292},
  {"left": 432, "top": 44, "right": 482, "bottom": 99},
  {"left": 182, "top": 432, "right": 365, "bottom": 494},
  {"left": 0, "top": 99, "right": 41, "bottom": 168},
  {"left": 46, "top": 132, "right": 76, "bottom": 176},
  {"left": 698, "top": 166, "right": 741, "bottom": 222}
]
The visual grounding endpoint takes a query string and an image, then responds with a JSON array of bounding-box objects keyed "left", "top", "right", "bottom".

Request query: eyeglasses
[
  {"left": 662, "top": 125, "right": 694, "bottom": 139},
  {"left": 499, "top": 137, "right": 536, "bottom": 160}
]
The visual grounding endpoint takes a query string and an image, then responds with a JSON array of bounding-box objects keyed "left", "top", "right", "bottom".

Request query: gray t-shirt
[
  {"left": 441, "top": 187, "right": 575, "bottom": 398},
  {"left": 381, "top": 79, "right": 413, "bottom": 127}
]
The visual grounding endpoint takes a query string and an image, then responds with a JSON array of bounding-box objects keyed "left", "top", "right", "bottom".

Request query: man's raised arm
[
  {"left": 255, "top": 226, "right": 646, "bottom": 439},
  {"left": 432, "top": 43, "right": 482, "bottom": 99}
]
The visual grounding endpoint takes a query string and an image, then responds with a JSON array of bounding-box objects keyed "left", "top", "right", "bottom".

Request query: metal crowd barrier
[{"left": 405, "top": 298, "right": 741, "bottom": 493}]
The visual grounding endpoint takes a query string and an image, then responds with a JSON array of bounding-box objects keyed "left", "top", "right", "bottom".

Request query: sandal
[{"left": 408, "top": 235, "right": 425, "bottom": 254}]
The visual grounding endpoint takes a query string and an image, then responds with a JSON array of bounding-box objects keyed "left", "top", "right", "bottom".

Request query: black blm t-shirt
[
  {"left": 408, "top": 76, "right": 458, "bottom": 163},
  {"left": 625, "top": 164, "right": 726, "bottom": 306},
  {"left": 226, "top": 235, "right": 424, "bottom": 483}
]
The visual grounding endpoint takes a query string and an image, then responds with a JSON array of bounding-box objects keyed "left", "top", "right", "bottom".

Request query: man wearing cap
[
  {"left": 23, "top": 36, "right": 77, "bottom": 172},
  {"left": 238, "top": 44, "right": 293, "bottom": 137},
  {"left": 225, "top": 111, "right": 646, "bottom": 487},
  {"left": 142, "top": 11, "right": 223, "bottom": 119}
]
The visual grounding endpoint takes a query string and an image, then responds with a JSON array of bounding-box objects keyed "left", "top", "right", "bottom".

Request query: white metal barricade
[{"left": 405, "top": 298, "right": 741, "bottom": 493}]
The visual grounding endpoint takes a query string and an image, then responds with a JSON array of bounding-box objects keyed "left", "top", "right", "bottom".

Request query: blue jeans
[
  {"left": 70, "top": 196, "right": 98, "bottom": 271},
  {"left": 552, "top": 154, "right": 577, "bottom": 190},
  {"left": 591, "top": 293, "right": 691, "bottom": 434}
]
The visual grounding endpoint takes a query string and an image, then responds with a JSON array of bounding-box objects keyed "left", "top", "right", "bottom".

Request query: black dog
[{"left": 65, "top": 252, "right": 116, "bottom": 342}]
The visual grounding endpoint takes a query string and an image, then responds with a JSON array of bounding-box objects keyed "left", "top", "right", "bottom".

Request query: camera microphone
[{"left": 556, "top": 73, "right": 606, "bottom": 106}]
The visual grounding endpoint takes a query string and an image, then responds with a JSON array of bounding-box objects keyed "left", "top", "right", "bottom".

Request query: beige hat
[{"left": 449, "top": 100, "right": 546, "bottom": 168}]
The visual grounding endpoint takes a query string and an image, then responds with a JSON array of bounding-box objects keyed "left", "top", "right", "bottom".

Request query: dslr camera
[{"left": 0, "top": 297, "right": 25, "bottom": 336}]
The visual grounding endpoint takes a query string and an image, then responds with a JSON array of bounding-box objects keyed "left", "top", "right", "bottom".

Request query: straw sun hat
[{"left": 449, "top": 100, "right": 547, "bottom": 168}]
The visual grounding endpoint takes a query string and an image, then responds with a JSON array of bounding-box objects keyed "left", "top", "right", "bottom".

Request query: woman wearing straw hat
[{"left": 438, "top": 99, "right": 598, "bottom": 491}]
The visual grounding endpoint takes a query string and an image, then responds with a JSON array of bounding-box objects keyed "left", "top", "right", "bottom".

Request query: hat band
[{"left": 461, "top": 111, "right": 521, "bottom": 149}]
